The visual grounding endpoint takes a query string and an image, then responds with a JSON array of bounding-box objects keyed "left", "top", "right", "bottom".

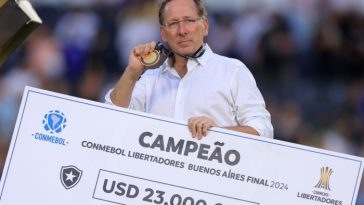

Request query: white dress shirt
[{"left": 105, "top": 44, "right": 273, "bottom": 138}]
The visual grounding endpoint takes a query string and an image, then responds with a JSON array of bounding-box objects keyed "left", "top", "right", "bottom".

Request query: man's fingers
[
  {"left": 202, "top": 124, "right": 209, "bottom": 137},
  {"left": 142, "top": 43, "right": 152, "bottom": 56},
  {"left": 188, "top": 118, "right": 197, "bottom": 138},
  {"left": 196, "top": 122, "right": 204, "bottom": 139},
  {"left": 133, "top": 42, "right": 157, "bottom": 57},
  {"left": 188, "top": 117, "right": 215, "bottom": 140}
]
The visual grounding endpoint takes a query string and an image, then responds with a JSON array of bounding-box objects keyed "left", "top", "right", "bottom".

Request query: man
[{"left": 105, "top": 0, "right": 273, "bottom": 139}]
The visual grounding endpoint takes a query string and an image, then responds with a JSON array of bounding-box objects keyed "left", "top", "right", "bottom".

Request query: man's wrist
[{"left": 124, "top": 66, "right": 143, "bottom": 81}]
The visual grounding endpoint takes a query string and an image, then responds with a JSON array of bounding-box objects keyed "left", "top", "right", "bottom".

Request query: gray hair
[{"left": 158, "top": 0, "right": 208, "bottom": 25}]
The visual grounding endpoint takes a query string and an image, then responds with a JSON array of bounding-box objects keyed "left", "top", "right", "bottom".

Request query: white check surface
[{"left": 0, "top": 86, "right": 363, "bottom": 205}]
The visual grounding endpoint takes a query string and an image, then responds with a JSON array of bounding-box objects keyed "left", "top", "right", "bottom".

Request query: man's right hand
[{"left": 127, "top": 41, "right": 157, "bottom": 79}]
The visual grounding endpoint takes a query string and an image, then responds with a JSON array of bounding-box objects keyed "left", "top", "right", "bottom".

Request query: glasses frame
[{"left": 162, "top": 17, "right": 204, "bottom": 31}]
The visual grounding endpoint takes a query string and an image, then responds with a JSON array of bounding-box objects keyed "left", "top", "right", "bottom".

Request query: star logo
[
  {"left": 65, "top": 170, "right": 76, "bottom": 182},
  {"left": 60, "top": 165, "right": 82, "bottom": 189}
]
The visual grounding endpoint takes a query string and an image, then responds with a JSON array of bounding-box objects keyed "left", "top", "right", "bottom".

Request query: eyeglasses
[{"left": 163, "top": 17, "right": 203, "bottom": 30}]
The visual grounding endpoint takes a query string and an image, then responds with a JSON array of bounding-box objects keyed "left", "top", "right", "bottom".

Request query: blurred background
[{"left": 1, "top": 0, "right": 364, "bottom": 203}]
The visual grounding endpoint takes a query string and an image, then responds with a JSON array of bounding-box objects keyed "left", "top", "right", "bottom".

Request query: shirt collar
[
  {"left": 160, "top": 43, "right": 212, "bottom": 74},
  {"left": 195, "top": 43, "right": 211, "bottom": 67}
]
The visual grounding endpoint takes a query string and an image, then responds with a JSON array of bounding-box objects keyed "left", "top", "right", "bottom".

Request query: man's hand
[
  {"left": 128, "top": 41, "right": 157, "bottom": 78},
  {"left": 188, "top": 116, "right": 217, "bottom": 140},
  {"left": 187, "top": 116, "right": 261, "bottom": 140}
]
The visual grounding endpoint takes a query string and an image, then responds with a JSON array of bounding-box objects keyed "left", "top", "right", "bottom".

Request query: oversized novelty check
[{"left": 0, "top": 87, "right": 363, "bottom": 205}]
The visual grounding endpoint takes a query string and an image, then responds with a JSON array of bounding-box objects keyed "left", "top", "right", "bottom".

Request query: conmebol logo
[{"left": 43, "top": 110, "right": 67, "bottom": 134}]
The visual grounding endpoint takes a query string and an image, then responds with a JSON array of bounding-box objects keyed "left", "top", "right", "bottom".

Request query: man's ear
[{"left": 203, "top": 18, "right": 209, "bottom": 36}]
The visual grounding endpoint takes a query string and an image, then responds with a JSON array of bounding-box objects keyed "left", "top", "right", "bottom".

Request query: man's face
[{"left": 160, "top": 0, "right": 208, "bottom": 56}]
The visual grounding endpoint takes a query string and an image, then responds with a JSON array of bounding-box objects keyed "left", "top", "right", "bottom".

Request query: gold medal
[{"left": 141, "top": 50, "right": 161, "bottom": 67}]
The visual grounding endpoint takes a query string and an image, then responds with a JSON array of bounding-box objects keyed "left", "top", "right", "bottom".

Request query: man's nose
[{"left": 176, "top": 21, "right": 188, "bottom": 35}]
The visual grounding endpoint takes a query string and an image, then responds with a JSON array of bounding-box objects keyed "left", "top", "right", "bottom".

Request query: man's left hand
[{"left": 188, "top": 116, "right": 217, "bottom": 140}]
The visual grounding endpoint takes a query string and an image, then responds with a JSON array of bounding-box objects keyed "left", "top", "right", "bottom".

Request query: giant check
[{"left": 0, "top": 86, "right": 363, "bottom": 205}]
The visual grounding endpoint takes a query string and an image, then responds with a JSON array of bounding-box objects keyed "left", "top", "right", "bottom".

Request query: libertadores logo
[
  {"left": 315, "top": 166, "right": 333, "bottom": 191},
  {"left": 43, "top": 110, "right": 67, "bottom": 134},
  {"left": 296, "top": 166, "right": 342, "bottom": 204}
]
